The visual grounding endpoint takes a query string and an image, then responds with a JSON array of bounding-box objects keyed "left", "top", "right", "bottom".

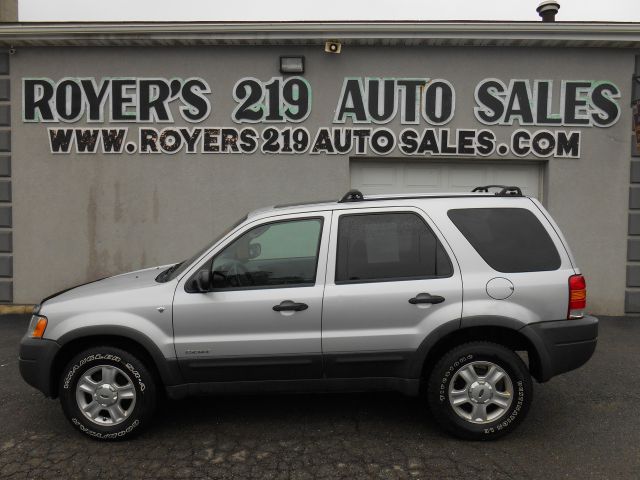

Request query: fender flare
[
  {"left": 408, "top": 318, "right": 461, "bottom": 378},
  {"left": 55, "top": 325, "right": 183, "bottom": 387},
  {"left": 409, "top": 315, "right": 552, "bottom": 381}
]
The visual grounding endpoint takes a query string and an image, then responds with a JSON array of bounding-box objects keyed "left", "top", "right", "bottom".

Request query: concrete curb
[{"left": 0, "top": 304, "right": 34, "bottom": 316}]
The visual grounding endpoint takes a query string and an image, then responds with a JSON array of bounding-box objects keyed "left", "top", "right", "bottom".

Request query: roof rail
[
  {"left": 472, "top": 185, "right": 523, "bottom": 196},
  {"left": 339, "top": 189, "right": 365, "bottom": 203},
  {"left": 336, "top": 187, "right": 523, "bottom": 204}
]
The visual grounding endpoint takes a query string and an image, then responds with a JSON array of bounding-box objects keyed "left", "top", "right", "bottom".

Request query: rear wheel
[
  {"left": 427, "top": 341, "right": 532, "bottom": 440},
  {"left": 59, "top": 346, "right": 157, "bottom": 440}
]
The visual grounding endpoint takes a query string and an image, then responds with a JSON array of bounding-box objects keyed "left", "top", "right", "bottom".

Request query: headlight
[{"left": 27, "top": 315, "right": 48, "bottom": 338}]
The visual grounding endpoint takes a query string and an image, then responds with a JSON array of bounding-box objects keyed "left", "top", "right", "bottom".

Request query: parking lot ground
[{"left": 1, "top": 314, "right": 639, "bottom": 480}]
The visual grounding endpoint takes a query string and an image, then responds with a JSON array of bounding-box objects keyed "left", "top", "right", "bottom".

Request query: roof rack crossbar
[
  {"left": 339, "top": 189, "right": 364, "bottom": 203},
  {"left": 472, "top": 185, "right": 523, "bottom": 196}
]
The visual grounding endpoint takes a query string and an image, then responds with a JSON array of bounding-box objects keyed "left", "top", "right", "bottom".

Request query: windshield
[{"left": 156, "top": 214, "right": 248, "bottom": 283}]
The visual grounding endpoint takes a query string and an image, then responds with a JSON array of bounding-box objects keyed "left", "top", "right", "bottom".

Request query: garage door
[{"left": 350, "top": 161, "right": 542, "bottom": 198}]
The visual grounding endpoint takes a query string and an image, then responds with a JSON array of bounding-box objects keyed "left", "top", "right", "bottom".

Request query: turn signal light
[
  {"left": 29, "top": 315, "right": 48, "bottom": 338},
  {"left": 568, "top": 275, "right": 586, "bottom": 319}
]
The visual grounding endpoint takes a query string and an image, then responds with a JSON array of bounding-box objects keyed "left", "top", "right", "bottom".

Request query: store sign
[{"left": 22, "top": 76, "right": 621, "bottom": 158}]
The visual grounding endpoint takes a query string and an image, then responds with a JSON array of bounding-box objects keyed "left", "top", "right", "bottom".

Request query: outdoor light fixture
[
  {"left": 324, "top": 41, "right": 342, "bottom": 54},
  {"left": 279, "top": 56, "right": 305, "bottom": 74}
]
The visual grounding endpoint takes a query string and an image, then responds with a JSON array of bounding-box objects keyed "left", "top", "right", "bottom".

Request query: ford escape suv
[{"left": 19, "top": 186, "right": 598, "bottom": 440}]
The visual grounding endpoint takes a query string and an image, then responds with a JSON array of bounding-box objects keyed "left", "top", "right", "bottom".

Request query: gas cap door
[{"left": 486, "top": 277, "right": 515, "bottom": 300}]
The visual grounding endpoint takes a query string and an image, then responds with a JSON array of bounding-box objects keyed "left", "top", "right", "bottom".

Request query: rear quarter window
[{"left": 447, "top": 207, "right": 561, "bottom": 273}]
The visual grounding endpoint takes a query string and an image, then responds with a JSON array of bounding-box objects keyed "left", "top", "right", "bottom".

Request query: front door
[
  {"left": 173, "top": 212, "right": 331, "bottom": 382},
  {"left": 322, "top": 207, "right": 463, "bottom": 378}
]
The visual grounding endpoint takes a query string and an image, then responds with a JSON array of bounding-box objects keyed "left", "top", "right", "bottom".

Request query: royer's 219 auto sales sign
[{"left": 21, "top": 76, "right": 621, "bottom": 158}]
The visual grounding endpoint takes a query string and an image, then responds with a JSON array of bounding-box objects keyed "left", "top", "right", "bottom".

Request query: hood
[{"left": 41, "top": 264, "right": 172, "bottom": 307}]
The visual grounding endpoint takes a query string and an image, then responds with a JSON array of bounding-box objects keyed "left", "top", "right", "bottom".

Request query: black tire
[
  {"left": 59, "top": 346, "right": 157, "bottom": 441},
  {"left": 427, "top": 341, "right": 532, "bottom": 440}
]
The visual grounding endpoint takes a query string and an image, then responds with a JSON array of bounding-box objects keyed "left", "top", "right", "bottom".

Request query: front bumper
[
  {"left": 521, "top": 315, "right": 598, "bottom": 382},
  {"left": 19, "top": 336, "right": 60, "bottom": 398}
]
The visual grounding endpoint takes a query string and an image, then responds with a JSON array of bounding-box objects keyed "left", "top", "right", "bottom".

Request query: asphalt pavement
[{"left": 1, "top": 314, "right": 639, "bottom": 480}]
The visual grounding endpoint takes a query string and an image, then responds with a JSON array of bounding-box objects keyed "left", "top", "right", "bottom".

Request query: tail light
[{"left": 568, "top": 274, "right": 586, "bottom": 319}]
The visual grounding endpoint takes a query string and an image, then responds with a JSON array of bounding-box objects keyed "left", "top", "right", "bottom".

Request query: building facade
[{"left": 0, "top": 21, "right": 639, "bottom": 315}]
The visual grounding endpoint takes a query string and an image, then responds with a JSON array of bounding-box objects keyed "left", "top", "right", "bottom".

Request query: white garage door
[{"left": 350, "top": 161, "right": 542, "bottom": 198}]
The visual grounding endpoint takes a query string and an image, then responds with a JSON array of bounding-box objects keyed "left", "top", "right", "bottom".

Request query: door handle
[
  {"left": 273, "top": 301, "right": 309, "bottom": 312},
  {"left": 409, "top": 293, "right": 445, "bottom": 305}
]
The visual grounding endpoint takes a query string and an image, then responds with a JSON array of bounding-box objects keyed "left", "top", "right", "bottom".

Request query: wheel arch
[
  {"left": 415, "top": 317, "right": 546, "bottom": 383},
  {"left": 50, "top": 326, "right": 182, "bottom": 398}
]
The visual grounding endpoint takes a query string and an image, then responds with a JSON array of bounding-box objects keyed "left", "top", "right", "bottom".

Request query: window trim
[
  {"left": 185, "top": 216, "right": 325, "bottom": 293},
  {"left": 334, "top": 211, "right": 454, "bottom": 285}
]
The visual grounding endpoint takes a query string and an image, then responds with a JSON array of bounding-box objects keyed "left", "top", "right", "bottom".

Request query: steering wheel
[{"left": 219, "top": 260, "right": 254, "bottom": 287}]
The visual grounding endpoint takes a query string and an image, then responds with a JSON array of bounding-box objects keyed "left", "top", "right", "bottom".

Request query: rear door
[{"left": 321, "top": 206, "right": 463, "bottom": 378}]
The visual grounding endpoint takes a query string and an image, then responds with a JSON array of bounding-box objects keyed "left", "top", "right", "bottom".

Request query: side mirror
[
  {"left": 194, "top": 269, "right": 212, "bottom": 292},
  {"left": 248, "top": 243, "right": 261, "bottom": 259},
  {"left": 211, "top": 270, "right": 227, "bottom": 289}
]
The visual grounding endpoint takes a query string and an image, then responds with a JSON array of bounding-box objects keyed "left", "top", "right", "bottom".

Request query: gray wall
[
  {"left": 0, "top": 0, "right": 18, "bottom": 22},
  {"left": 10, "top": 45, "right": 634, "bottom": 314}
]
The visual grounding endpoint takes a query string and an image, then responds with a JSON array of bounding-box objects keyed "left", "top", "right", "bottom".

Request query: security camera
[
  {"left": 324, "top": 41, "right": 342, "bottom": 54},
  {"left": 8, "top": 47, "right": 15, "bottom": 55}
]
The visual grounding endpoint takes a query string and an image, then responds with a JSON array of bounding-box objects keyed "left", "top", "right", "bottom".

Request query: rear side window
[
  {"left": 336, "top": 212, "right": 453, "bottom": 283},
  {"left": 447, "top": 208, "right": 561, "bottom": 273}
]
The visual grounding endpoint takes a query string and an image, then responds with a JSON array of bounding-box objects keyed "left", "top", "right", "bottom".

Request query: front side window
[
  {"left": 447, "top": 207, "right": 561, "bottom": 273},
  {"left": 335, "top": 212, "right": 453, "bottom": 283},
  {"left": 210, "top": 218, "right": 323, "bottom": 289}
]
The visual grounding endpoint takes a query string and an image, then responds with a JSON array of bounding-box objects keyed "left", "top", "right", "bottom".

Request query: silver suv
[{"left": 19, "top": 186, "right": 598, "bottom": 440}]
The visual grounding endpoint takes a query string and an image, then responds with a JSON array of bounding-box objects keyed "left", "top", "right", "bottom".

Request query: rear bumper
[
  {"left": 19, "top": 336, "right": 60, "bottom": 398},
  {"left": 521, "top": 315, "right": 598, "bottom": 382}
]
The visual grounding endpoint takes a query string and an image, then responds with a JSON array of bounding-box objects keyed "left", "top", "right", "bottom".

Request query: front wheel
[
  {"left": 427, "top": 341, "right": 533, "bottom": 440},
  {"left": 59, "top": 346, "right": 157, "bottom": 440}
]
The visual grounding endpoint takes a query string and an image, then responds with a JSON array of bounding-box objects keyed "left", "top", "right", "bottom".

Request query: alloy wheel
[
  {"left": 75, "top": 364, "right": 137, "bottom": 426},
  {"left": 447, "top": 361, "right": 514, "bottom": 424}
]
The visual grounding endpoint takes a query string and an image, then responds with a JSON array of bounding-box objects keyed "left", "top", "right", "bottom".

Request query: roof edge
[{"left": 0, "top": 21, "right": 639, "bottom": 47}]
